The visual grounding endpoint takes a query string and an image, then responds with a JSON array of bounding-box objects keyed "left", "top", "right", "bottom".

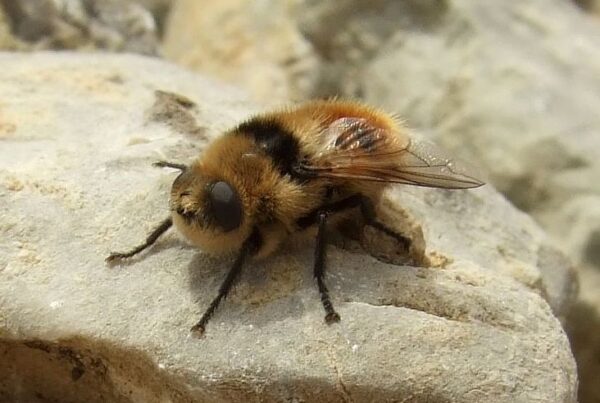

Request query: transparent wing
[{"left": 300, "top": 117, "right": 484, "bottom": 189}]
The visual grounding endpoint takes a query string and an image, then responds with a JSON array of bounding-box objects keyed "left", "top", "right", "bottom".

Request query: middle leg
[
  {"left": 297, "top": 194, "right": 363, "bottom": 324},
  {"left": 297, "top": 194, "right": 412, "bottom": 323},
  {"left": 314, "top": 211, "right": 340, "bottom": 323}
]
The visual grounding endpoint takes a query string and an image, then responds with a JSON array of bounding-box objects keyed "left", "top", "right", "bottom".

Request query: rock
[
  {"left": 0, "top": 0, "right": 159, "bottom": 54},
  {"left": 0, "top": 52, "right": 577, "bottom": 402},
  {"left": 162, "top": 0, "right": 320, "bottom": 104}
]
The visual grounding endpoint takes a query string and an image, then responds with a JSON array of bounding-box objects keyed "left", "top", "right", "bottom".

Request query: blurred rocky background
[
  {"left": 0, "top": 0, "right": 162, "bottom": 53},
  {"left": 1, "top": 0, "right": 598, "bottom": 401}
]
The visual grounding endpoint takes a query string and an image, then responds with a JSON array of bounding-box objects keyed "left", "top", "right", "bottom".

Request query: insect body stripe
[{"left": 236, "top": 119, "right": 301, "bottom": 177}]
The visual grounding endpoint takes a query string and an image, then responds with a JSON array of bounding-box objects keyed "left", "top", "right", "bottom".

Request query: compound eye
[{"left": 208, "top": 181, "right": 243, "bottom": 232}]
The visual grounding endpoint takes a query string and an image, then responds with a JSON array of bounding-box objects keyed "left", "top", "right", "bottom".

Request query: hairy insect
[{"left": 106, "top": 99, "right": 484, "bottom": 337}]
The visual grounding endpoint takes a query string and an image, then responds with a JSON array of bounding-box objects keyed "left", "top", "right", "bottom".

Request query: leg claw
[
  {"left": 190, "top": 324, "right": 206, "bottom": 338},
  {"left": 325, "top": 312, "right": 341, "bottom": 324}
]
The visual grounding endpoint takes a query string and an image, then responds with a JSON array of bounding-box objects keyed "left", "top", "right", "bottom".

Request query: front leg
[
  {"left": 190, "top": 228, "right": 262, "bottom": 337},
  {"left": 298, "top": 194, "right": 411, "bottom": 323},
  {"left": 106, "top": 217, "right": 173, "bottom": 262},
  {"left": 106, "top": 161, "right": 184, "bottom": 263}
]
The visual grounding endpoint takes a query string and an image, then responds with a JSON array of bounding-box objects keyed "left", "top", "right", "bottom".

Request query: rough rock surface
[{"left": 0, "top": 52, "right": 577, "bottom": 402}]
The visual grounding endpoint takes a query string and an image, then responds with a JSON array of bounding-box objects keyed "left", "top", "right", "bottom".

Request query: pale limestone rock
[{"left": 0, "top": 52, "right": 577, "bottom": 402}]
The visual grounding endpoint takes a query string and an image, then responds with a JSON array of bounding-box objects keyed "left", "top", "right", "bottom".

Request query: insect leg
[
  {"left": 105, "top": 217, "right": 173, "bottom": 262},
  {"left": 314, "top": 211, "right": 341, "bottom": 324},
  {"left": 296, "top": 194, "right": 363, "bottom": 229},
  {"left": 360, "top": 197, "right": 411, "bottom": 249},
  {"left": 153, "top": 161, "right": 187, "bottom": 171},
  {"left": 190, "top": 229, "right": 261, "bottom": 337},
  {"left": 297, "top": 195, "right": 364, "bottom": 324}
]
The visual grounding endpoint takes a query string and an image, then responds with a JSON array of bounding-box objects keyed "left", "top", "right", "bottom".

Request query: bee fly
[{"left": 107, "top": 100, "right": 484, "bottom": 337}]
